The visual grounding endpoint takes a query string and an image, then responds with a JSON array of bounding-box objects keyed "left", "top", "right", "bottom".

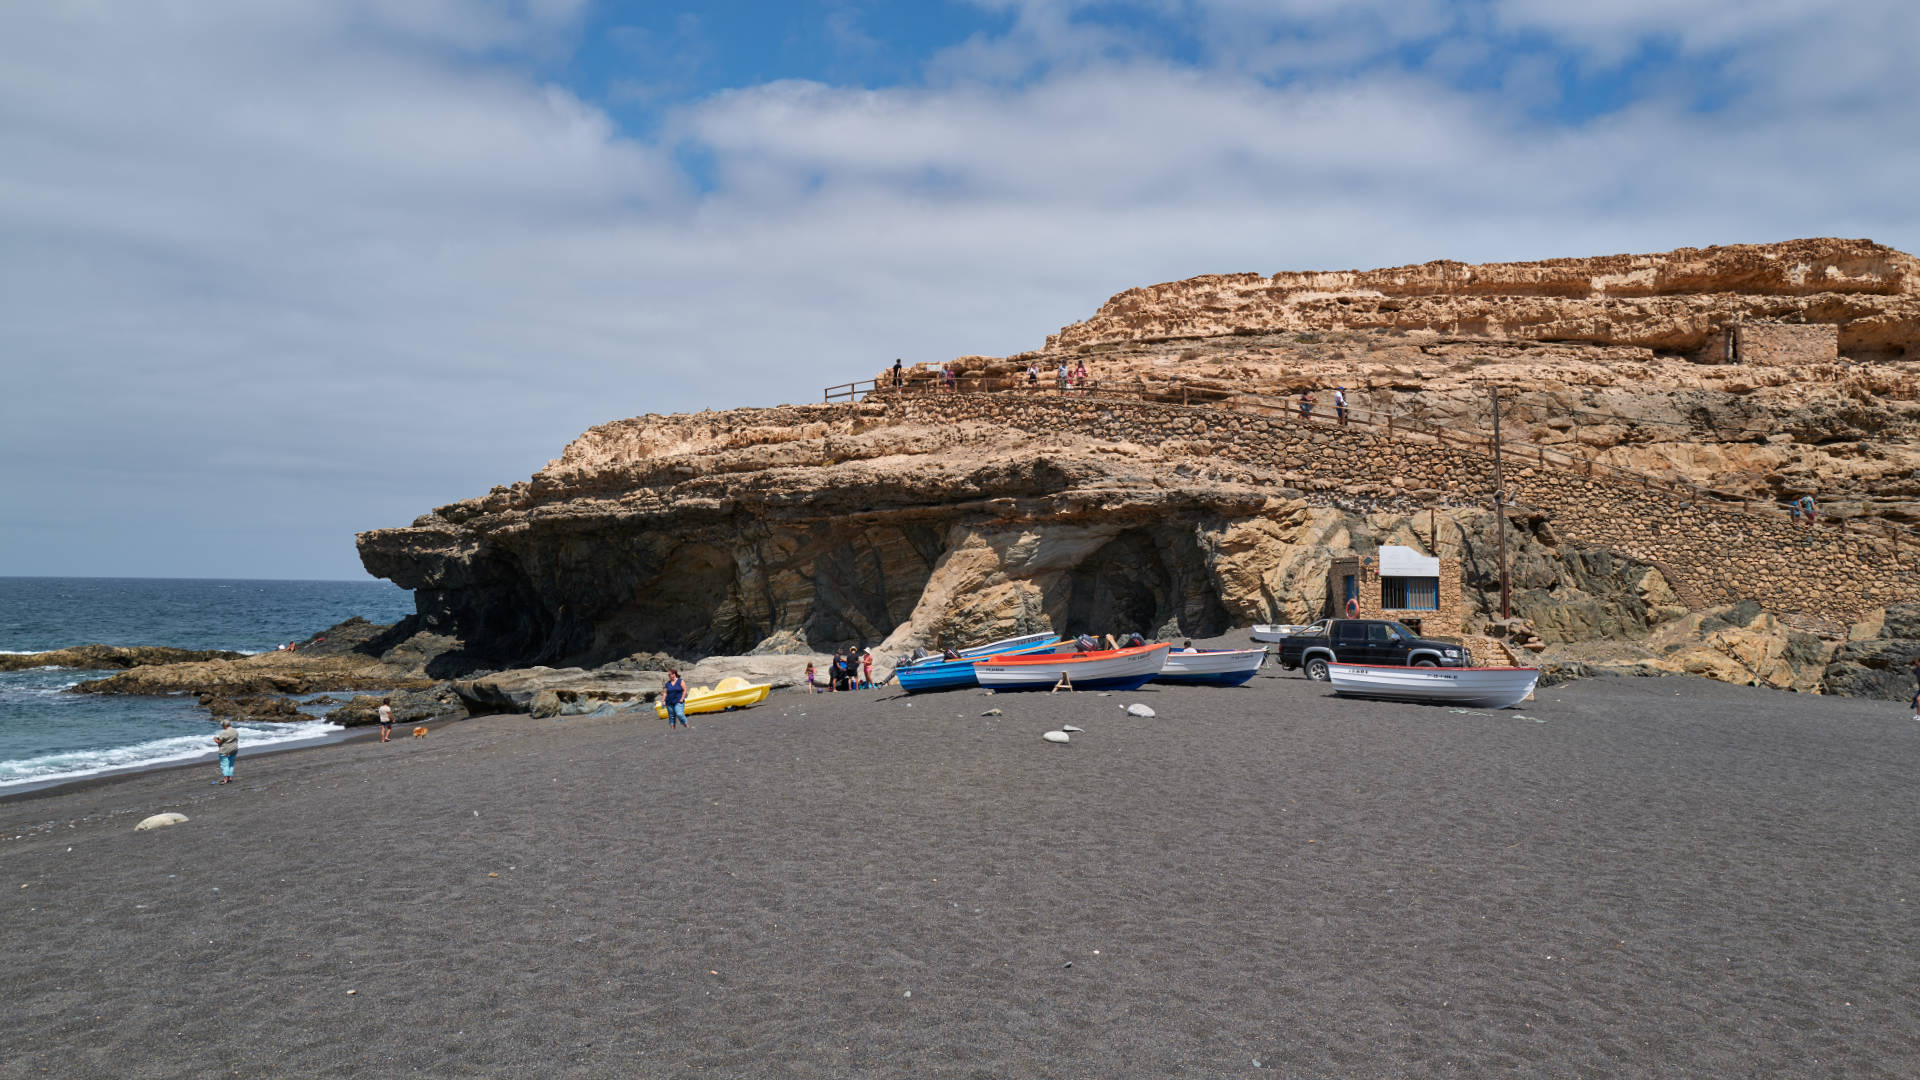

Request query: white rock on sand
[
  {"left": 135, "top": 813, "right": 188, "bottom": 831},
  {"left": 1125, "top": 704, "right": 1155, "bottom": 718},
  {"left": 1041, "top": 731, "right": 1071, "bottom": 744}
]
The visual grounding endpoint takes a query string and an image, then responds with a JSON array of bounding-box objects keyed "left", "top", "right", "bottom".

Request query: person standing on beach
[
  {"left": 861, "top": 648, "right": 874, "bottom": 690},
  {"left": 663, "top": 670, "right": 688, "bottom": 728},
  {"left": 1909, "top": 656, "right": 1920, "bottom": 722},
  {"left": 805, "top": 662, "right": 818, "bottom": 693},
  {"left": 211, "top": 720, "right": 238, "bottom": 784},
  {"left": 378, "top": 700, "right": 394, "bottom": 743}
]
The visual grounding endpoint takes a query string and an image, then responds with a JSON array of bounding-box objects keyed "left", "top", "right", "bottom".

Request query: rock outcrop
[
  {"left": 0, "top": 645, "right": 246, "bottom": 672},
  {"left": 356, "top": 239, "right": 1920, "bottom": 697}
]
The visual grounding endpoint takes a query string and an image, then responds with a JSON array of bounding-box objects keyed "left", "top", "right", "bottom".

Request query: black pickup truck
[{"left": 1273, "top": 619, "right": 1470, "bottom": 680}]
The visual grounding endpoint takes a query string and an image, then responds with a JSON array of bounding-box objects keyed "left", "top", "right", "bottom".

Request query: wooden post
[{"left": 1490, "top": 384, "right": 1511, "bottom": 620}]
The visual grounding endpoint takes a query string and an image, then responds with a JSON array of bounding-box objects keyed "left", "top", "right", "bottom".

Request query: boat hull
[
  {"left": 1250, "top": 624, "right": 1309, "bottom": 643},
  {"left": 897, "top": 636, "right": 1062, "bottom": 694},
  {"left": 975, "top": 643, "right": 1171, "bottom": 692},
  {"left": 655, "top": 677, "right": 772, "bottom": 718},
  {"left": 1155, "top": 648, "right": 1267, "bottom": 687},
  {"left": 1326, "top": 663, "right": 1539, "bottom": 709}
]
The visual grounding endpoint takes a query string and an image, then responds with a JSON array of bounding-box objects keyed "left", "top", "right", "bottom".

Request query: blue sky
[{"left": 1, "top": 0, "right": 1915, "bottom": 579}]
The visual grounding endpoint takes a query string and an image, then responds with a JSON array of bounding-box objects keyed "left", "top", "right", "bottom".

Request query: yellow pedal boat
[{"left": 654, "top": 676, "right": 772, "bottom": 719}]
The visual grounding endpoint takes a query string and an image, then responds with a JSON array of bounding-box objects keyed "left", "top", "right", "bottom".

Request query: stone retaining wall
[{"left": 882, "top": 393, "right": 1920, "bottom": 627}]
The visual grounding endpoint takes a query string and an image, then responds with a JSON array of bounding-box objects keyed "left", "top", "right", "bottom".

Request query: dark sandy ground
[{"left": 5, "top": 661, "right": 1920, "bottom": 1078}]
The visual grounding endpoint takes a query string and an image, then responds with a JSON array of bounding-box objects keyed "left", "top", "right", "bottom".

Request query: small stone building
[
  {"left": 1698, "top": 322, "right": 1838, "bottom": 366},
  {"left": 1326, "top": 545, "right": 1464, "bottom": 639}
]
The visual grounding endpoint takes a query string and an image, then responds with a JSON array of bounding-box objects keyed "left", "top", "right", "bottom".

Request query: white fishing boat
[
  {"left": 1326, "top": 662, "right": 1539, "bottom": 709},
  {"left": 975, "top": 642, "right": 1172, "bottom": 692},
  {"left": 1155, "top": 647, "right": 1267, "bottom": 687},
  {"left": 1250, "top": 624, "right": 1310, "bottom": 643},
  {"left": 899, "top": 631, "right": 1058, "bottom": 668}
]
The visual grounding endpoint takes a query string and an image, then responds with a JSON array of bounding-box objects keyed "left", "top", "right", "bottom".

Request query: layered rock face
[
  {"left": 359, "top": 238, "right": 1920, "bottom": 693},
  {"left": 928, "top": 238, "right": 1920, "bottom": 528},
  {"left": 1045, "top": 238, "right": 1918, "bottom": 358}
]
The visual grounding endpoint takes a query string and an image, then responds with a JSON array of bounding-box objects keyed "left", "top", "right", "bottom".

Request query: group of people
[
  {"left": 806, "top": 647, "right": 875, "bottom": 692},
  {"left": 1296, "top": 386, "right": 1350, "bottom": 424},
  {"left": 1025, "top": 360, "right": 1091, "bottom": 390},
  {"left": 1786, "top": 493, "right": 1819, "bottom": 527}
]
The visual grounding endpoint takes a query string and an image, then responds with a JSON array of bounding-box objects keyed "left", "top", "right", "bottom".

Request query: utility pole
[{"left": 1490, "top": 383, "right": 1512, "bottom": 619}]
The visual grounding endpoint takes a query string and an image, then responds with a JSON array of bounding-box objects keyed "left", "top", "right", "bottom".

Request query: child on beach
[
  {"left": 211, "top": 720, "right": 237, "bottom": 784},
  {"left": 378, "top": 700, "right": 393, "bottom": 743},
  {"left": 805, "top": 662, "right": 817, "bottom": 693}
]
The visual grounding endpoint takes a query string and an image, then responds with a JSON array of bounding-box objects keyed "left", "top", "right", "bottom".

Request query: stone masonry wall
[
  {"left": 1735, "top": 323, "right": 1838, "bottom": 366},
  {"left": 881, "top": 393, "right": 1920, "bottom": 628}
]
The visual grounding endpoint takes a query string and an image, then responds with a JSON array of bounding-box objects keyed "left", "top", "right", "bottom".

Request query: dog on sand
[{"left": 411, "top": 726, "right": 429, "bottom": 739}]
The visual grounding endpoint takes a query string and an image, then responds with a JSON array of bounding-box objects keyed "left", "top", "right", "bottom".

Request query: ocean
[{"left": 0, "top": 577, "right": 415, "bottom": 790}]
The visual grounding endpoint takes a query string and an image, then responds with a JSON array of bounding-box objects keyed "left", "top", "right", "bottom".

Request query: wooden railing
[{"left": 827, "top": 372, "right": 1920, "bottom": 554}]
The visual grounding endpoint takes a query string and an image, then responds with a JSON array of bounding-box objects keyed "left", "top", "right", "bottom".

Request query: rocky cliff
[{"left": 359, "top": 238, "right": 1920, "bottom": 693}]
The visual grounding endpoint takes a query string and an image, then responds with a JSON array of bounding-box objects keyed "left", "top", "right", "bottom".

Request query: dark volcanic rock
[
  {"left": 1822, "top": 606, "right": 1920, "bottom": 700},
  {"left": 196, "top": 693, "right": 302, "bottom": 721},
  {"left": 0, "top": 645, "right": 246, "bottom": 672}
]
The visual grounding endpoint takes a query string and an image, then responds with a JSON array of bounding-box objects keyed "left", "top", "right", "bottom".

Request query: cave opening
[{"left": 1061, "top": 528, "right": 1229, "bottom": 640}]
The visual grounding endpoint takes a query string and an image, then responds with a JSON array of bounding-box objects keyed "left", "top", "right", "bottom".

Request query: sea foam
[{"left": 0, "top": 720, "right": 343, "bottom": 788}]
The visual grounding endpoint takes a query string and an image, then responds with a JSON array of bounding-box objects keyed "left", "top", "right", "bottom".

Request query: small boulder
[
  {"left": 1125, "top": 704, "right": 1155, "bottom": 718},
  {"left": 1042, "top": 731, "right": 1071, "bottom": 744},
  {"left": 135, "top": 813, "right": 189, "bottom": 832}
]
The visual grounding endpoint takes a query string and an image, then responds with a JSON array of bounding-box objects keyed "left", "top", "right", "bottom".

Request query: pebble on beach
[
  {"left": 1042, "top": 731, "right": 1071, "bottom": 744},
  {"left": 134, "top": 813, "right": 188, "bottom": 832},
  {"left": 1125, "top": 704, "right": 1155, "bottom": 718}
]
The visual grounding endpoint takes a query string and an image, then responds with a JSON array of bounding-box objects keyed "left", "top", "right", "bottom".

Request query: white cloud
[{"left": 0, "top": 0, "right": 1914, "bottom": 577}]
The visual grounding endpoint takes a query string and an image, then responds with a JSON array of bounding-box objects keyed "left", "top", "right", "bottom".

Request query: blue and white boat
[
  {"left": 896, "top": 634, "right": 1061, "bottom": 694},
  {"left": 1154, "top": 647, "right": 1267, "bottom": 687}
]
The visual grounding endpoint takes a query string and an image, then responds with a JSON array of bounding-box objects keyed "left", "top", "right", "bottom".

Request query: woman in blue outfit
[{"left": 663, "top": 670, "right": 688, "bottom": 728}]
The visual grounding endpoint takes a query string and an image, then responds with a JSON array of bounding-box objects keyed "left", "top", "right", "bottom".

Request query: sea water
[{"left": 0, "top": 578, "right": 414, "bottom": 789}]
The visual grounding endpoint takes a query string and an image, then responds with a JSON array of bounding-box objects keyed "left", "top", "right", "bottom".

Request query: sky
[{"left": 2, "top": 0, "right": 1915, "bottom": 580}]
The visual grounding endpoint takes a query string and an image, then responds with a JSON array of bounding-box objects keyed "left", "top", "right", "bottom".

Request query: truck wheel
[
  {"left": 1306, "top": 658, "right": 1331, "bottom": 681},
  {"left": 1412, "top": 657, "right": 1438, "bottom": 668}
]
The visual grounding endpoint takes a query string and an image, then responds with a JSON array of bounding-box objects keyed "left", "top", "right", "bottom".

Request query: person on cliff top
[
  {"left": 663, "top": 670, "right": 688, "bottom": 727},
  {"left": 1056, "top": 361, "right": 1069, "bottom": 389},
  {"left": 378, "top": 699, "right": 394, "bottom": 743},
  {"left": 891, "top": 359, "right": 903, "bottom": 387},
  {"left": 1334, "top": 386, "right": 1349, "bottom": 425},
  {"left": 1026, "top": 363, "right": 1038, "bottom": 386},
  {"left": 211, "top": 720, "right": 238, "bottom": 784},
  {"left": 1073, "top": 360, "right": 1088, "bottom": 388}
]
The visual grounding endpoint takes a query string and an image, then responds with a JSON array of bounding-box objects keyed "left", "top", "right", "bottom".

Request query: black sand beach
[{"left": 5, "top": 668, "right": 1920, "bottom": 1078}]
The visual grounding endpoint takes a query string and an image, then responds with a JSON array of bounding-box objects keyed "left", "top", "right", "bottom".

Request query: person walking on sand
[
  {"left": 211, "top": 720, "right": 238, "bottom": 784},
  {"left": 378, "top": 700, "right": 394, "bottom": 743},
  {"left": 663, "top": 670, "right": 688, "bottom": 728}
]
